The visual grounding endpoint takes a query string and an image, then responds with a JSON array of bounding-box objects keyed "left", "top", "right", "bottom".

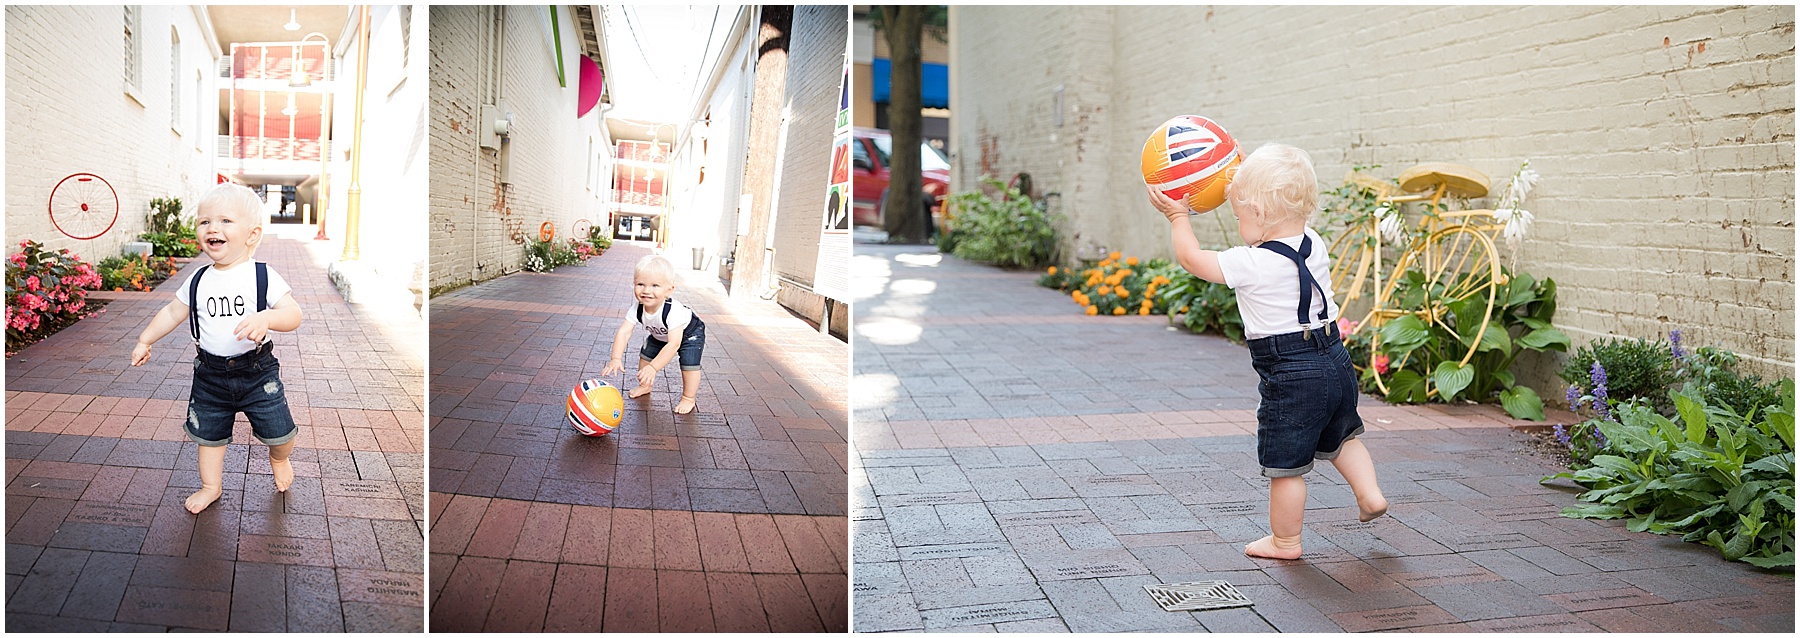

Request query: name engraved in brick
[
  {"left": 1568, "top": 593, "right": 1642, "bottom": 604},
  {"left": 994, "top": 511, "right": 1093, "bottom": 525},
  {"left": 1084, "top": 476, "right": 1146, "bottom": 485},
  {"left": 71, "top": 503, "right": 154, "bottom": 526},
  {"left": 1413, "top": 469, "right": 1473, "bottom": 480},
  {"left": 1049, "top": 563, "right": 1132, "bottom": 578},
  {"left": 1710, "top": 599, "right": 1760, "bottom": 611},
  {"left": 1207, "top": 502, "right": 1257, "bottom": 514},
  {"left": 946, "top": 606, "right": 1037, "bottom": 624},
  {"left": 617, "top": 436, "right": 680, "bottom": 451},
  {"left": 1486, "top": 619, "right": 1581, "bottom": 631},
  {"left": 1452, "top": 535, "right": 1531, "bottom": 549},
  {"left": 339, "top": 483, "right": 385, "bottom": 495},
  {"left": 138, "top": 600, "right": 213, "bottom": 612},
  {"left": 1569, "top": 541, "right": 1633, "bottom": 555},
  {"left": 1364, "top": 609, "right": 1421, "bottom": 622},
  {"left": 366, "top": 578, "right": 420, "bottom": 599},
  {"left": 884, "top": 493, "right": 979, "bottom": 507},
  {"left": 268, "top": 542, "right": 306, "bottom": 558},
  {"left": 1490, "top": 508, "right": 1557, "bottom": 522}
]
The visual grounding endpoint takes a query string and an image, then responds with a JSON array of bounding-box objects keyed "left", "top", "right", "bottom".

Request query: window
[
  {"left": 170, "top": 28, "right": 181, "bottom": 132},
  {"left": 123, "top": 6, "right": 143, "bottom": 96}
]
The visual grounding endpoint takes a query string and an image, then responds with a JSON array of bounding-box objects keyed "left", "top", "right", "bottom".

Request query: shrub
[
  {"left": 1561, "top": 337, "right": 1676, "bottom": 407},
  {"left": 523, "top": 237, "right": 582, "bottom": 272},
  {"left": 7, "top": 240, "right": 104, "bottom": 349},
  {"left": 1058, "top": 253, "right": 1172, "bottom": 317},
  {"left": 1679, "top": 345, "right": 1785, "bottom": 420},
  {"left": 1545, "top": 381, "right": 1794, "bottom": 569},
  {"left": 943, "top": 177, "right": 1057, "bottom": 269},
  {"left": 97, "top": 254, "right": 181, "bottom": 292},
  {"left": 1157, "top": 270, "right": 1245, "bottom": 343},
  {"left": 587, "top": 225, "right": 613, "bottom": 251},
  {"left": 141, "top": 196, "right": 199, "bottom": 258}
]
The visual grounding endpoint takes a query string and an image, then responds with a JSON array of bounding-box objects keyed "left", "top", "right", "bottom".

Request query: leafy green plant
[
  {"left": 1561, "top": 337, "right": 1677, "bottom": 408},
  {"left": 1545, "top": 381, "right": 1795, "bottom": 569},
  {"left": 523, "top": 238, "right": 581, "bottom": 272},
  {"left": 1679, "top": 346, "right": 1785, "bottom": 420},
  {"left": 1158, "top": 271, "right": 1244, "bottom": 343},
  {"left": 587, "top": 224, "right": 613, "bottom": 251},
  {"left": 942, "top": 177, "right": 1057, "bottom": 269},
  {"left": 148, "top": 197, "right": 184, "bottom": 233},
  {"left": 7, "top": 240, "right": 104, "bottom": 350},
  {"left": 97, "top": 254, "right": 180, "bottom": 292},
  {"left": 1369, "top": 267, "right": 1568, "bottom": 419},
  {"left": 140, "top": 196, "right": 199, "bottom": 258}
]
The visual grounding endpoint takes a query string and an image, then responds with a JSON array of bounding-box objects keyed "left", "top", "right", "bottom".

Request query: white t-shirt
[
  {"left": 1216, "top": 227, "right": 1340, "bottom": 341},
  {"left": 176, "top": 262, "right": 292, "bottom": 357},
  {"left": 631, "top": 298, "right": 694, "bottom": 343}
]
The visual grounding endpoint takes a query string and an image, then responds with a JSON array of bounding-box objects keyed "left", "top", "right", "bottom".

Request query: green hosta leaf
[
  {"left": 1563, "top": 503, "right": 1626, "bottom": 519},
  {"left": 1380, "top": 315, "right": 1431, "bottom": 352},
  {"left": 1596, "top": 415, "right": 1660, "bottom": 455},
  {"left": 1589, "top": 455, "right": 1644, "bottom": 481},
  {"left": 1493, "top": 369, "right": 1516, "bottom": 389},
  {"left": 1520, "top": 316, "right": 1551, "bottom": 331},
  {"left": 1517, "top": 327, "right": 1570, "bottom": 352},
  {"left": 1745, "top": 453, "right": 1794, "bottom": 476},
  {"left": 1722, "top": 526, "right": 1755, "bottom": 560},
  {"left": 1499, "top": 385, "right": 1544, "bottom": 420},
  {"left": 1433, "top": 361, "right": 1475, "bottom": 403},
  {"left": 1385, "top": 370, "right": 1429, "bottom": 404},
  {"left": 1742, "top": 551, "right": 1795, "bottom": 569},
  {"left": 1469, "top": 321, "right": 1511, "bottom": 354},
  {"left": 1675, "top": 393, "right": 1710, "bottom": 445}
]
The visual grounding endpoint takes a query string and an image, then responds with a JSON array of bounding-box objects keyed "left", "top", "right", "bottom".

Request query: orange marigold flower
[
  {"left": 1180, "top": 305, "right": 1190, "bottom": 313},
  {"left": 1109, "top": 251, "right": 1121, "bottom": 261},
  {"left": 1140, "top": 307, "right": 1151, "bottom": 315},
  {"left": 1116, "top": 287, "right": 1129, "bottom": 298},
  {"left": 1112, "top": 306, "right": 1126, "bottom": 315},
  {"left": 1098, "top": 258, "right": 1113, "bottom": 268},
  {"left": 1117, "top": 268, "right": 1132, "bottom": 278},
  {"left": 1097, "top": 285, "right": 1112, "bottom": 296},
  {"left": 1086, "top": 305, "right": 1099, "bottom": 316},
  {"left": 1126, "top": 256, "right": 1139, "bottom": 266},
  {"left": 1047, "top": 266, "right": 1058, "bottom": 275}
]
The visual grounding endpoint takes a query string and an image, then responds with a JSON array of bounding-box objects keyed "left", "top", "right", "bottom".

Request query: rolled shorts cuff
[
  {"left": 678, "top": 363, "right": 703, "bottom": 371},
  {"left": 255, "top": 425, "right": 299, "bottom": 447},
  {"left": 186, "top": 429, "right": 234, "bottom": 447},
  {"left": 1311, "top": 425, "right": 1366, "bottom": 462},
  {"left": 1262, "top": 461, "right": 1315, "bottom": 478}
]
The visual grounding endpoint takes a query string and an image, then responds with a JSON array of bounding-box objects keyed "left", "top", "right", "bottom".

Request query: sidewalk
[
  {"left": 426, "top": 241, "right": 848, "bottom": 631},
  {"left": 850, "top": 243, "right": 1793, "bottom": 633},
  {"left": 6, "top": 232, "right": 426, "bottom": 631}
]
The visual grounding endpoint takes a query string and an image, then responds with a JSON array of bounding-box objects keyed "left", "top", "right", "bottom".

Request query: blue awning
[{"left": 871, "top": 58, "right": 949, "bottom": 109}]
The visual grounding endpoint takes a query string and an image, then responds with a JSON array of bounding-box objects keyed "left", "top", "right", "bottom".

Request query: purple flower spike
[
  {"left": 1589, "top": 361, "right": 1611, "bottom": 420},
  {"left": 1670, "top": 329, "right": 1686, "bottom": 361},
  {"left": 1566, "top": 385, "right": 1582, "bottom": 409},
  {"left": 1553, "top": 423, "right": 1572, "bottom": 448}
]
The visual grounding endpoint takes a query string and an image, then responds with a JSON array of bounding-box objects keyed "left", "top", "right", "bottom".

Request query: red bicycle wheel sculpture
[
  {"left": 49, "top": 173, "right": 120, "bottom": 240},
  {"left": 571, "top": 218, "right": 592, "bottom": 239}
]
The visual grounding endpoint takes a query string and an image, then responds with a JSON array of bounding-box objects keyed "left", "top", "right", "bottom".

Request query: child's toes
[
  {"left": 673, "top": 396, "right": 697, "bottom": 414},
  {"left": 627, "top": 385, "right": 652, "bottom": 399},
  {"left": 185, "top": 487, "right": 222, "bottom": 514},
  {"left": 271, "top": 459, "right": 294, "bottom": 493}
]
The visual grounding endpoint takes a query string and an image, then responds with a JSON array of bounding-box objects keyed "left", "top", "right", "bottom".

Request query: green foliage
[
  {"left": 1545, "top": 381, "right": 1796, "bottom": 569},
  {"left": 586, "top": 224, "right": 613, "bottom": 251},
  {"left": 140, "top": 196, "right": 199, "bottom": 258},
  {"left": 148, "top": 197, "right": 184, "bottom": 233},
  {"left": 1368, "top": 267, "right": 1567, "bottom": 419},
  {"left": 1157, "top": 270, "right": 1244, "bottom": 343},
  {"left": 1561, "top": 337, "right": 1677, "bottom": 407},
  {"left": 943, "top": 177, "right": 1057, "bottom": 269},
  {"left": 7, "top": 240, "right": 104, "bottom": 349},
  {"left": 522, "top": 238, "right": 581, "bottom": 272},
  {"left": 96, "top": 254, "right": 180, "bottom": 292},
  {"left": 1317, "top": 165, "right": 1392, "bottom": 237},
  {"left": 1679, "top": 346, "right": 1786, "bottom": 420}
]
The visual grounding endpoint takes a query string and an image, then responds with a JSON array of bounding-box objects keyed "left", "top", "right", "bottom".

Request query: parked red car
[{"left": 851, "top": 127, "right": 950, "bottom": 229}]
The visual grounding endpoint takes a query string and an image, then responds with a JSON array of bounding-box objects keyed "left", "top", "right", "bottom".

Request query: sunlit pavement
[
  {"left": 850, "top": 242, "right": 1792, "bottom": 632},
  {"left": 6, "top": 231, "right": 426, "bottom": 631},
  {"left": 426, "top": 241, "right": 847, "bottom": 631}
]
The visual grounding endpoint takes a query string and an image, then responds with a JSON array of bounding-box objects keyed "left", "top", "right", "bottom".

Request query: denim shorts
[
  {"left": 639, "top": 324, "right": 706, "bottom": 371},
  {"left": 1247, "top": 324, "right": 1365, "bottom": 478},
  {"left": 186, "top": 343, "right": 299, "bottom": 447}
]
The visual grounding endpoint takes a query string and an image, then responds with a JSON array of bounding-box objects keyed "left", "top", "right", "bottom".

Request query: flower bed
[{"left": 7, "top": 240, "right": 104, "bottom": 354}]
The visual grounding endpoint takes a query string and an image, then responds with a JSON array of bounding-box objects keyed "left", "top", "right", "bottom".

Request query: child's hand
[
  {"left": 636, "top": 365, "right": 658, "bottom": 389},
  {"left": 1147, "top": 185, "right": 1195, "bottom": 221},
  {"left": 233, "top": 312, "right": 272, "bottom": 344},
  {"left": 601, "top": 359, "right": 623, "bottom": 377},
  {"left": 131, "top": 341, "right": 153, "bottom": 366}
]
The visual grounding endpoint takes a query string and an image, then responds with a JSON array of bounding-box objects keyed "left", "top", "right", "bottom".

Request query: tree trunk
[
  {"left": 879, "top": 5, "right": 928, "bottom": 244},
  {"left": 730, "top": 6, "right": 792, "bottom": 299}
]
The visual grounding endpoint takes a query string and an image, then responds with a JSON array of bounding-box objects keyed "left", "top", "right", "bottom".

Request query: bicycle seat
[
  {"left": 1343, "top": 170, "right": 1400, "bottom": 198},
  {"left": 1397, "top": 163, "right": 1489, "bottom": 198}
]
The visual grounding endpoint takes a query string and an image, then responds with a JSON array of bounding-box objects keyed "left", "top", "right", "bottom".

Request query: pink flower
[
  {"left": 25, "top": 276, "right": 40, "bottom": 291},
  {"left": 1373, "top": 353, "right": 1390, "bottom": 375}
]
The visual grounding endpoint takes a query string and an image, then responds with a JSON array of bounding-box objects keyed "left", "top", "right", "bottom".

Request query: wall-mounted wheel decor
[
  {"left": 49, "top": 172, "right": 119, "bottom": 240},
  {"left": 571, "top": 218, "right": 591, "bottom": 239},
  {"left": 539, "top": 221, "right": 556, "bottom": 242}
]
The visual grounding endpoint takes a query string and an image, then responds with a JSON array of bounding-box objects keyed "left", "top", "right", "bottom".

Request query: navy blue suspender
[{"left": 1256, "top": 235, "right": 1329, "bottom": 330}]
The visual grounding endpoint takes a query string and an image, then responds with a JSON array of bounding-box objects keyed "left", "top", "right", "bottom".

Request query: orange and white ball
[
  {"left": 1141, "top": 115, "right": 1241, "bottom": 214},
  {"left": 567, "top": 379, "right": 623, "bottom": 436}
]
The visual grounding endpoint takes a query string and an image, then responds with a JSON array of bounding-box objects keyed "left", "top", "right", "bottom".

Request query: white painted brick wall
[
  {"left": 7, "top": 6, "right": 217, "bottom": 261},
  {"left": 771, "top": 4, "right": 847, "bottom": 287},
  {"left": 429, "top": 5, "right": 604, "bottom": 292},
  {"left": 951, "top": 5, "right": 1794, "bottom": 379}
]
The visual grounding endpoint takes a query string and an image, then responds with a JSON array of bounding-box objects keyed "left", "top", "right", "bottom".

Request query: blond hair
[
  {"left": 196, "top": 182, "right": 265, "bottom": 229},
  {"left": 634, "top": 254, "right": 677, "bottom": 284},
  {"left": 1229, "top": 143, "right": 1319, "bottom": 225}
]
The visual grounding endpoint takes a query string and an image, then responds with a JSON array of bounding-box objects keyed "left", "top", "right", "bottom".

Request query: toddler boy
[{"left": 602, "top": 254, "right": 707, "bottom": 414}]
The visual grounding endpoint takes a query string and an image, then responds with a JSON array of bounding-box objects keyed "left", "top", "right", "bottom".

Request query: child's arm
[
  {"left": 600, "top": 319, "right": 635, "bottom": 376},
  {"left": 232, "top": 293, "right": 303, "bottom": 343},
  {"left": 1150, "top": 185, "right": 1227, "bottom": 284},
  {"left": 132, "top": 298, "right": 190, "bottom": 366}
]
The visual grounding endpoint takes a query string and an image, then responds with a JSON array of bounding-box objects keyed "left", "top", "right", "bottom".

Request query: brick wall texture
[
  {"left": 429, "top": 5, "right": 606, "bottom": 293},
  {"left": 771, "top": 4, "right": 849, "bottom": 289},
  {"left": 949, "top": 5, "right": 1795, "bottom": 378},
  {"left": 7, "top": 5, "right": 219, "bottom": 260}
]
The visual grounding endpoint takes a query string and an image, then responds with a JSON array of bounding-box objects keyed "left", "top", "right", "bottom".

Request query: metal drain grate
[{"left": 1144, "top": 581, "right": 1254, "bottom": 612}]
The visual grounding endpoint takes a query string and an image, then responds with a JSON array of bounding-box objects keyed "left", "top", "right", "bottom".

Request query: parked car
[{"left": 851, "top": 127, "right": 950, "bottom": 229}]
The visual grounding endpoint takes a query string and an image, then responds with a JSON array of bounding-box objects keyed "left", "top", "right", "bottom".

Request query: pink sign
[{"left": 578, "top": 55, "right": 603, "bottom": 118}]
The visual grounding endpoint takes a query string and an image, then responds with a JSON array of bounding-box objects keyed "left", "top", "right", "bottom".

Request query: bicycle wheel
[
  {"left": 1328, "top": 216, "right": 1382, "bottom": 328},
  {"left": 571, "top": 218, "right": 592, "bottom": 240},
  {"left": 48, "top": 173, "right": 119, "bottom": 240},
  {"left": 1367, "top": 225, "right": 1501, "bottom": 398}
]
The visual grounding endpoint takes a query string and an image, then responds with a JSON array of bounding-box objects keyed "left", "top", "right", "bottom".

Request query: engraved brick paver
[
  {"left": 426, "top": 242, "right": 847, "bottom": 630},
  {"left": 6, "top": 234, "right": 424, "bottom": 630},
  {"left": 850, "top": 243, "right": 1793, "bottom": 632}
]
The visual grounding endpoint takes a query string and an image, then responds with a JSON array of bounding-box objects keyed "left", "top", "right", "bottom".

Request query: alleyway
[
  {"left": 5, "top": 233, "right": 426, "bottom": 631},
  {"left": 851, "top": 243, "right": 1793, "bottom": 633},
  {"left": 426, "top": 241, "right": 848, "bottom": 631}
]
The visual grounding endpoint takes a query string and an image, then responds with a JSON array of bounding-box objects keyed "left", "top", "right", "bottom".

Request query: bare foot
[
  {"left": 1359, "top": 495, "right": 1390, "bottom": 522},
  {"left": 627, "top": 385, "right": 652, "bottom": 399},
  {"left": 271, "top": 458, "right": 294, "bottom": 493},
  {"left": 1244, "top": 534, "right": 1303, "bottom": 560},
  {"left": 185, "top": 486, "right": 222, "bottom": 514},
  {"left": 673, "top": 396, "right": 696, "bottom": 414}
]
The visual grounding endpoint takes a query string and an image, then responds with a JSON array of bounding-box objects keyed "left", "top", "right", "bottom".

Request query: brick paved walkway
[
  {"left": 850, "top": 243, "right": 1794, "bottom": 633},
  {"left": 427, "top": 242, "right": 848, "bottom": 631},
  {"left": 6, "top": 233, "right": 426, "bottom": 631}
]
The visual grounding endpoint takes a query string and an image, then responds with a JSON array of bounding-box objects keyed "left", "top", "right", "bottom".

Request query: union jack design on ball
[
  {"left": 1141, "top": 115, "right": 1241, "bottom": 214},
  {"left": 567, "top": 378, "right": 623, "bottom": 436}
]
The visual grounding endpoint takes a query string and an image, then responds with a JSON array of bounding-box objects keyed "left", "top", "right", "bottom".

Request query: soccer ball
[
  {"left": 1141, "top": 115, "right": 1241, "bottom": 214},
  {"left": 566, "top": 379, "right": 623, "bottom": 436}
]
